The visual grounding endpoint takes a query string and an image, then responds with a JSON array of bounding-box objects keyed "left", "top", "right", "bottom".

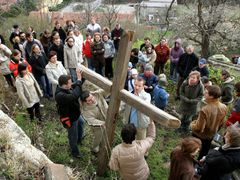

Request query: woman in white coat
[{"left": 46, "top": 51, "right": 67, "bottom": 97}]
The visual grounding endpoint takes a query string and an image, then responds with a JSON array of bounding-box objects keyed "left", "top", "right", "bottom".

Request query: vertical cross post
[{"left": 97, "top": 31, "right": 134, "bottom": 176}]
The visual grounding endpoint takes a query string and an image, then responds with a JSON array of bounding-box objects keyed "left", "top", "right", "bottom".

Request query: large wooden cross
[{"left": 80, "top": 31, "right": 181, "bottom": 176}]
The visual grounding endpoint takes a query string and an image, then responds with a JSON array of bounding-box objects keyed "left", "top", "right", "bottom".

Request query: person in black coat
[
  {"left": 29, "top": 44, "right": 51, "bottom": 98},
  {"left": 49, "top": 37, "right": 64, "bottom": 66},
  {"left": 200, "top": 123, "right": 240, "bottom": 180},
  {"left": 55, "top": 71, "right": 85, "bottom": 158},
  {"left": 193, "top": 58, "right": 209, "bottom": 77},
  {"left": 176, "top": 45, "right": 199, "bottom": 99},
  {"left": 111, "top": 23, "right": 124, "bottom": 51},
  {"left": 9, "top": 24, "right": 20, "bottom": 45},
  {"left": 52, "top": 21, "right": 67, "bottom": 43}
]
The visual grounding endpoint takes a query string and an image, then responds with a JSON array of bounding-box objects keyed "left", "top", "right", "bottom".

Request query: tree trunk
[{"left": 201, "top": 33, "right": 210, "bottom": 58}]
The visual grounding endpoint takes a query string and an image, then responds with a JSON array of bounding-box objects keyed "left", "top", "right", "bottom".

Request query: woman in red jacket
[
  {"left": 82, "top": 33, "right": 93, "bottom": 70},
  {"left": 9, "top": 49, "right": 32, "bottom": 78}
]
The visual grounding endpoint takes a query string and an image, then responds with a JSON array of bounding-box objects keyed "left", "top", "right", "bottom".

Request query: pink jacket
[{"left": 109, "top": 121, "right": 156, "bottom": 180}]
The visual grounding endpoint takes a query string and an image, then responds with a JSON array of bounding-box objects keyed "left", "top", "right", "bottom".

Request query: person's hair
[
  {"left": 19, "top": 32, "right": 25, "bottom": 36},
  {"left": 93, "top": 32, "right": 101, "bottom": 38},
  {"left": 102, "top": 33, "right": 110, "bottom": 39},
  {"left": 25, "top": 32, "right": 32, "bottom": 38},
  {"left": 31, "top": 44, "right": 39, "bottom": 54},
  {"left": 18, "top": 63, "right": 28, "bottom": 78},
  {"left": 235, "top": 82, "right": 240, "bottom": 93},
  {"left": 226, "top": 124, "right": 240, "bottom": 147},
  {"left": 135, "top": 76, "right": 145, "bottom": 85},
  {"left": 66, "top": 36, "right": 75, "bottom": 43},
  {"left": 121, "top": 123, "right": 137, "bottom": 144},
  {"left": 44, "top": 29, "right": 50, "bottom": 35},
  {"left": 85, "top": 32, "right": 91, "bottom": 37},
  {"left": 81, "top": 90, "right": 90, "bottom": 101},
  {"left": 201, "top": 76, "right": 209, "bottom": 84},
  {"left": 58, "top": 75, "right": 71, "bottom": 86},
  {"left": 51, "top": 31, "right": 59, "bottom": 37},
  {"left": 144, "top": 37, "right": 150, "bottom": 41},
  {"left": 28, "top": 26, "right": 34, "bottom": 31},
  {"left": 222, "top": 69, "right": 230, "bottom": 79},
  {"left": 13, "top": 24, "right": 19, "bottom": 29},
  {"left": 189, "top": 70, "right": 201, "bottom": 80},
  {"left": 67, "top": 30, "right": 74, "bottom": 36},
  {"left": 206, "top": 85, "right": 221, "bottom": 99},
  {"left": 186, "top": 44, "right": 194, "bottom": 50},
  {"left": 48, "top": 50, "right": 57, "bottom": 60},
  {"left": 103, "top": 26, "right": 110, "bottom": 32},
  {"left": 181, "top": 137, "right": 201, "bottom": 155},
  {"left": 11, "top": 49, "right": 21, "bottom": 57},
  {"left": 55, "top": 20, "right": 60, "bottom": 25}
]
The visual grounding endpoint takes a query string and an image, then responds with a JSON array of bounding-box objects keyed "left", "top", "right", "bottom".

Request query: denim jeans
[
  {"left": 170, "top": 62, "right": 178, "bottom": 81},
  {"left": 180, "top": 114, "right": 194, "bottom": 133},
  {"left": 36, "top": 75, "right": 51, "bottom": 97},
  {"left": 67, "top": 115, "right": 85, "bottom": 156},
  {"left": 86, "top": 57, "right": 94, "bottom": 70},
  {"left": 69, "top": 68, "right": 77, "bottom": 82}
]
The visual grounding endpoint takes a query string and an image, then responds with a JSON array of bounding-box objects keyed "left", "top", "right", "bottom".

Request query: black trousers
[
  {"left": 193, "top": 133, "right": 212, "bottom": 160},
  {"left": 26, "top": 102, "right": 41, "bottom": 120},
  {"left": 105, "top": 57, "right": 113, "bottom": 78},
  {"left": 4, "top": 73, "right": 14, "bottom": 87},
  {"left": 154, "top": 62, "right": 165, "bottom": 75}
]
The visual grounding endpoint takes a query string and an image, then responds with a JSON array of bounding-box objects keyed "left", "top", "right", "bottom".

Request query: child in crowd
[
  {"left": 127, "top": 68, "right": 138, "bottom": 92},
  {"left": 153, "top": 74, "right": 169, "bottom": 110}
]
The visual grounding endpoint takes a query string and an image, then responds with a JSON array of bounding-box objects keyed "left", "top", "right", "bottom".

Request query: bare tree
[
  {"left": 171, "top": 0, "right": 240, "bottom": 58},
  {"left": 102, "top": 0, "right": 118, "bottom": 29}
]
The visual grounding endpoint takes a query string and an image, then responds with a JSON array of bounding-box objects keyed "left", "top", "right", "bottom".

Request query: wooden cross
[{"left": 79, "top": 31, "right": 180, "bottom": 176}]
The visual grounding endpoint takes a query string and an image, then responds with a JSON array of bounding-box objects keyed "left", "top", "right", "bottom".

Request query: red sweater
[
  {"left": 9, "top": 60, "right": 32, "bottom": 77},
  {"left": 82, "top": 39, "right": 93, "bottom": 58},
  {"left": 155, "top": 44, "right": 170, "bottom": 64}
]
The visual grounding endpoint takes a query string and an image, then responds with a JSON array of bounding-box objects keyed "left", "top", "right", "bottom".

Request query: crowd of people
[{"left": 0, "top": 16, "right": 240, "bottom": 180}]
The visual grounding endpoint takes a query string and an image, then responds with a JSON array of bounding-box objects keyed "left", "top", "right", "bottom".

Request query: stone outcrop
[{"left": 0, "top": 110, "right": 53, "bottom": 173}]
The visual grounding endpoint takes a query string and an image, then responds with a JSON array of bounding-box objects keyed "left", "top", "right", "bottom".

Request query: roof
[{"left": 140, "top": 0, "right": 177, "bottom": 8}]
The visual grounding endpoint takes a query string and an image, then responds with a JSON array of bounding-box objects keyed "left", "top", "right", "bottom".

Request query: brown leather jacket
[{"left": 190, "top": 99, "right": 227, "bottom": 140}]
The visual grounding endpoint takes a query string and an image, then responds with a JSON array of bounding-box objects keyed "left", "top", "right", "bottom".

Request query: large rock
[{"left": 0, "top": 110, "right": 53, "bottom": 172}]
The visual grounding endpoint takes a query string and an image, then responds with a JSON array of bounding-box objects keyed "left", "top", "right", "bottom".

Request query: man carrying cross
[{"left": 123, "top": 76, "right": 151, "bottom": 140}]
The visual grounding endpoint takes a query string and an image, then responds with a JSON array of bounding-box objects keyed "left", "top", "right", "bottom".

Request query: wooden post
[{"left": 97, "top": 31, "right": 135, "bottom": 176}]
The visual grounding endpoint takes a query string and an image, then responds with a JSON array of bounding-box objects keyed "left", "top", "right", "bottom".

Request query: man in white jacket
[{"left": 124, "top": 76, "right": 151, "bottom": 140}]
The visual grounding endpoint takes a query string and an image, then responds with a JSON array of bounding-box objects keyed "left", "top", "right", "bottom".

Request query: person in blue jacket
[
  {"left": 153, "top": 74, "right": 169, "bottom": 110},
  {"left": 139, "top": 64, "right": 158, "bottom": 98}
]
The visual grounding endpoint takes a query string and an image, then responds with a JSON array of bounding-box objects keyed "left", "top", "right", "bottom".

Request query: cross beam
[{"left": 80, "top": 31, "right": 181, "bottom": 176}]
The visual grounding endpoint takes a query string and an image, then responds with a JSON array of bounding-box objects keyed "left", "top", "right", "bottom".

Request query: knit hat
[
  {"left": 199, "top": 58, "right": 207, "bottom": 65},
  {"left": 18, "top": 63, "right": 27, "bottom": 72},
  {"left": 131, "top": 68, "right": 138, "bottom": 75},
  {"left": 158, "top": 73, "right": 168, "bottom": 87},
  {"left": 128, "top": 62, "right": 133, "bottom": 68},
  {"left": 144, "top": 64, "right": 153, "bottom": 71}
]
